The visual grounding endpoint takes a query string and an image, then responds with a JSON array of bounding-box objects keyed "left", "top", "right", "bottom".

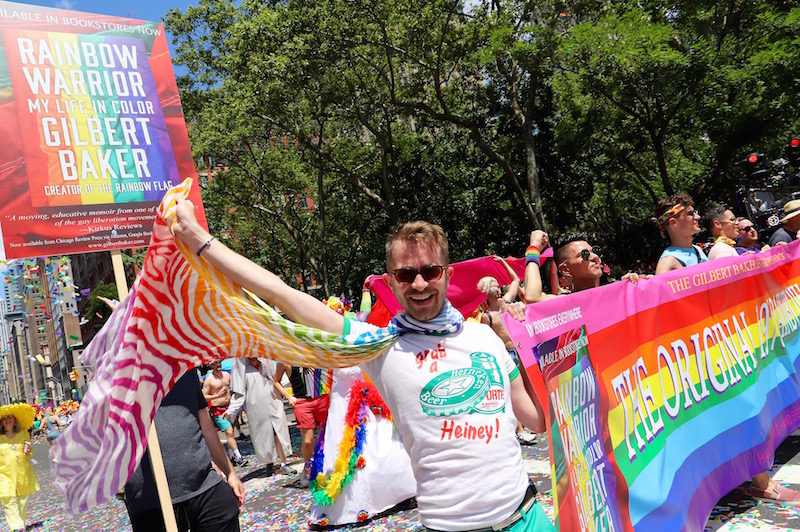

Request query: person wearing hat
[
  {"left": 0, "top": 403, "right": 40, "bottom": 532},
  {"left": 769, "top": 199, "right": 800, "bottom": 247}
]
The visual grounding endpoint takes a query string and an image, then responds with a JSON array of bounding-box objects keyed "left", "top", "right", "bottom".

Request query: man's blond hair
[
  {"left": 385, "top": 221, "right": 449, "bottom": 269},
  {"left": 477, "top": 276, "right": 498, "bottom": 294}
]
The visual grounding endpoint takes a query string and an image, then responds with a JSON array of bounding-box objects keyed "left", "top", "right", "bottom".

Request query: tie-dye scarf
[{"left": 50, "top": 179, "right": 463, "bottom": 514}]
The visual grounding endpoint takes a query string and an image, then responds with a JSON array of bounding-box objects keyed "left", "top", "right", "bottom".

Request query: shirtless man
[{"left": 203, "top": 362, "right": 248, "bottom": 467}]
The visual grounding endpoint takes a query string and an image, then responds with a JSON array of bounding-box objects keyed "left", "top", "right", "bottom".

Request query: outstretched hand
[
  {"left": 621, "top": 272, "right": 652, "bottom": 284},
  {"left": 503, "top": 301, "right": 527, "bottom": 322},
  {"left": 97, "top": 296, "right": 119, "bottom": 311}
]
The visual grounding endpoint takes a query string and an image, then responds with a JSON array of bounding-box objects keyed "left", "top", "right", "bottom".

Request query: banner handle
[{"left": 111, "top": 249, "right": 178, "bottom": 532}]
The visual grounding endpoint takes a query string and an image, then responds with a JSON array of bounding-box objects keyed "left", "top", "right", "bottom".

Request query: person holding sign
[
  {"left": 653, "top": 193, "right": 708, "bottom": 274},
  {"left": 0, "top": 404, "right": 39, "bottom": 532},
  {"left": 172, "top": 199, "right": 554, "bottom": 532}
]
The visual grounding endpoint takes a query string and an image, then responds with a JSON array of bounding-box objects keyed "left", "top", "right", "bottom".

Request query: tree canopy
[{"left": 165, "top": 0, "right": 800, "bottom": 295}]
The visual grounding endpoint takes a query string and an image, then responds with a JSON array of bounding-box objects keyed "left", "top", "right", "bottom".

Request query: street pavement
[{"left": 6, "top": 426, "right": 800, "bottom": 531}]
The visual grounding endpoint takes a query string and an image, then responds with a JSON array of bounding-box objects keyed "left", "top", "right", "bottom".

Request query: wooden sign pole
[{"left": 110, "top": 249, "right": 178, "bottom": 532}]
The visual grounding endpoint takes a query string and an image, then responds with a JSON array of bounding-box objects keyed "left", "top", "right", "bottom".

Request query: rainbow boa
[
  {"left": 50, "top": 179, "right": 460, "bottom": 514},
  {"left": 310, "top": 380, "right": 392, "bottom": 505}
]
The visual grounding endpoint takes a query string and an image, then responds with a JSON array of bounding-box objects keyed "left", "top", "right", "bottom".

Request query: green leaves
[{"left": 166, "top": 0, "right": 800, "bottom": 281}]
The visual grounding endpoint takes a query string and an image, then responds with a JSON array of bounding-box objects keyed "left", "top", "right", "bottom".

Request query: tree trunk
[{"left": 525, "top": 72, "right": 547, "bottom": 231}]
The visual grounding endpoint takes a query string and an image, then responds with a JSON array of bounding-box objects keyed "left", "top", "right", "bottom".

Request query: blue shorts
[
  {"left": 213, "top": 415, "right": 232, "bottom": 432},
  {"left": 213, "top": 416, "right": 233, "bottom": 432}
]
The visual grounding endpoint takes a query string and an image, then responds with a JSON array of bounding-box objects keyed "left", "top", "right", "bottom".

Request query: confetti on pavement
[{"left": 7, "top": 432, "right": 800, "bottom": 530}]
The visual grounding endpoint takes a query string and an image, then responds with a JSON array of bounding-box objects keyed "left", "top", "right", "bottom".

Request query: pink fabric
[{"left": 367, "top": 256, "right": 526, "bottom": 318}]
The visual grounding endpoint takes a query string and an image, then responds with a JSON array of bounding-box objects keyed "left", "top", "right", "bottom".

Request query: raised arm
[
  {"left": 273, "top": 362, "right": 297, "bottom": 406},
  {"left": 494, "top": 256, "right": 520, "bottom": 303},
  {"left": 172, "top": 195, "right": 344, "bottom": 334},
  {"left": 523, "top": 230, "right": 558, "bottom": 303}
]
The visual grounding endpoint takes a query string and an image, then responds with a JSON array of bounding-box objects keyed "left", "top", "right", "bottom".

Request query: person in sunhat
[
  {"left": 0, "top": 403, "right": 40, "bottom": 532},
  {"left": 769, "top": 199, "right": 800, "bottom": 246}
]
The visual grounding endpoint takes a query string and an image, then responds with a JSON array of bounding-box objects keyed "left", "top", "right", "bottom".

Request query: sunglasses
[
  {"left": 682, "top": 209, "right": 699, "bottom": 217},
  {"left": 391, "top": 265, "right": 445, "bottom": 284},
  {"left": 578, "top": 248, "right": 601, "bottom": 261},
  {"left": 739, "top": 225, "right": 755, "bottom": 233}
]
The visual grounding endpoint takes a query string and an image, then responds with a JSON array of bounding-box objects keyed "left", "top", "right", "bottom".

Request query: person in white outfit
[
  {"left": 228, "top": 357, "right": 293, "bottom": 475},
  {"left": 309, "top": 366, "right": 416, "bottom": 528}
]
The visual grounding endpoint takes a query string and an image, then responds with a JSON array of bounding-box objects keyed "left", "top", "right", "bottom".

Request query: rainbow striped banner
[{"left": 503, "top": 245, "right": 800, "bottom": 531}]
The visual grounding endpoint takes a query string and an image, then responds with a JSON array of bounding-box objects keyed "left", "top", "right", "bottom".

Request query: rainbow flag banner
[{"left": 503, "top": 244, "right": 800, "bottom": 531}]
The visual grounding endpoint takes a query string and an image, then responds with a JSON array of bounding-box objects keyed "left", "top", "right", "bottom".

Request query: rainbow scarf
[{"left": 50, "top": 179, "right": 462, "bottom": 514}]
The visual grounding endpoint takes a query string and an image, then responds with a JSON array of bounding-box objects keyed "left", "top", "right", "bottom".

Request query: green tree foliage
[{"left": 165, "top": 0, "right": 800, "bottom": 281}]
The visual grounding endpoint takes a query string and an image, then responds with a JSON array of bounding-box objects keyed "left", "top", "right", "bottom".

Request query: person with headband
[{"left": 653, "top": 193, "right": 708, "bottom": 274}]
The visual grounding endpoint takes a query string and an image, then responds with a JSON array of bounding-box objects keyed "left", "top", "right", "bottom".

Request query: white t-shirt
[{"left": 346, "top": 319, "right": 529, "bottom": 531}]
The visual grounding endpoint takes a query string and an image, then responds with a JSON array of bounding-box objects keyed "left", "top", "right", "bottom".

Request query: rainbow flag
[
  {"left": 304, "top": 368, "right": 333, "bottom": 398},
  {"left": 504, "top": 245, "right": 800, "bottom": 531}
]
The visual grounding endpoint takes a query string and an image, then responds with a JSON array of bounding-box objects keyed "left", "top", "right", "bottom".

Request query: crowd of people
[{"left": 4, "top": 192, "right": 800, "bottom": 531}]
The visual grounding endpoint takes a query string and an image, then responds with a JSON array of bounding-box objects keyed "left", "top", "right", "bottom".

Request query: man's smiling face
[{"left": 383, "top": 240, "right": 453, "bottom": 322}]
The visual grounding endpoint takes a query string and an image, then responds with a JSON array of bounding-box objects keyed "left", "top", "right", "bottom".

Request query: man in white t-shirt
[{"left": 173, "top": 201, "right": 554, "bottom": 532}]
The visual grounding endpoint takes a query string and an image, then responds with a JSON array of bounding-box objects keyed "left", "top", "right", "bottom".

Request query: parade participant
[
  {"left": 228, "top": 357, "right": 293, "bottom": 476},
  {"left": 703, "top": 205, "right": 740, "bottom": 260},
  {"left": 655, "top": 194, "right": 800, "bottom": 503},
  {"left": 274, "top": 364, "right": 331, "bottom": 488},
  {"left": 43, "top": 405, "right": 63, "bottom": 446},
  {"left": 203, "top": 361, "right": 247, "bottom": 467},
  {"left": 523, "top": 233, "right": 645, "bottom": 303},
  {"left": 31, "top": 415, "right": 41, "bottom": 446},
  {"left": 0, "top": 403, "right": 39, "bottom": 532},
  {"left": 173, "top": 199, "right": 553, "bottom": 531},
  {"left": 769, "top": 199, "right": 800, "bottom": 246},
  {"left": 474, "top": 258, "right": 536, "bottom": 445},
  {"left": 735, "top": 218, "right": 768, "bottom": 255},
  {"left": 704, "top": 215, "right": 800, "bottom": 503},
  {"left": 653, "top": 193, "right": 708, "bottom": 273},
  {"left": 124, "top": 370, "right": 245, "bottom": 532}
]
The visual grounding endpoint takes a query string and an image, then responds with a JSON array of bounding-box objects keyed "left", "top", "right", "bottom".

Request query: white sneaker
[
  {"left": 517, "top": 431, "right": 537, "bottom": 445},
  {"left": 299, "top": 459, "right": 312, "bottom": 488}
]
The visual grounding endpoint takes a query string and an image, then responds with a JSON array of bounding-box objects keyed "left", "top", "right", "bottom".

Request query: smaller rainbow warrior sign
[
  {"left": 504, "top": 243, "right": 800, "bottom": 531},
  {"left": 0, "top": 1, "right": 206, "bottom": 259},
  {"left": 7, "top": 31, "right": 175, "bottom": 207}
]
